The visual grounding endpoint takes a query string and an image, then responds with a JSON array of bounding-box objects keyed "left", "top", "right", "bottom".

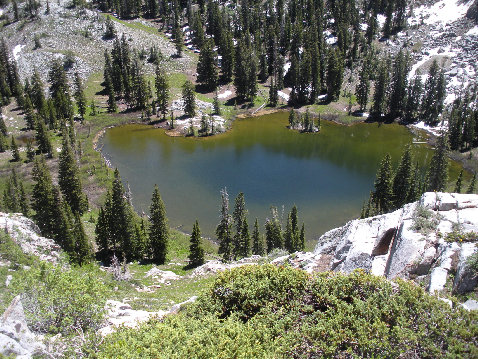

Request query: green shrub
[
  {"left": 445, "top": 230, "right": 478, "bottom": 243},
  {"left": 14, "top": 263, "right": 107, "bottom": 335},
  {"left": 98, "top": 266, "right": 478, "bottom": 358},
  {"left": 411, "top": 205, "right": 440, "bottom": 235}
]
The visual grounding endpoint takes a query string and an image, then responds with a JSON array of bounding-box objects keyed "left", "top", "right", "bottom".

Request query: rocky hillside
[
  {"left": 312, "top": 192, "right": 478, "bottom": 295},
  {"left": 0, "top": 212, "right": 61, "bottom": 264}
]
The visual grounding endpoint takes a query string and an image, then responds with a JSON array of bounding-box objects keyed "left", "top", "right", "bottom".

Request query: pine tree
[
  {"left": 421, "top": 60, "right": 446, "bottom": 126},
  {"left": 265, "top": 206, "right": 283, "bottom": 252},
  {"left": 454, "top": 170, "right": 463, "bottom": 193},
  {"left": 58, "top": 136, "right": 88, "bottom": 215},
  {"left": 392, "top": 145, "right": 413, "bottom": 208},
  {"left": 251, "top": 218, "right": 264, "bottom": 256},
  {"left": 217, "top": 187, "right": 233, "bottom": 261},
  {"left": 240, "top": 217, "right": 251, "bottom": 258},
  {"left": 48, "top": 59, "right": 73, "bottom": 122},
  {"left": 268, "top": 77, "right": 278, "bottom": 107},
  {"left": 155, "top": 66, "right": 170, "bottom": 120},
  {"left": 290, "top": 205, "right": 300, "bottom": 250},
  {"left": 31, "top": 157, "right": 55, "bottom": 238},
  {"left": 284, "top": 213, "right": 294, "bottom": 253},
  {"left": 73, "top": 213, "right": 93, "bottom": 265},
  {"left": 426, "top": 133, "right": 449, "bottom": 192},
  {"left": 404, "top": 72, "right": 423, "bottom": 122},
  {"left": 232, "top": 192, "right": 247, "bottom": 258},
  {"left": 95, "top": 206, "right": 111, "bottom": 262},
  {"left": 74, "top": 72, "right": 87, "bottom": 120},
  {"left": 197, "top": 39, "right": 218, "bottom": 91},
  {"left": 388, "top": 50, "right": 409, "bottom": 118},
  {"left": 326, "top": 48, "right": 344, "bottom": 102},
  {"left": 174, "top": 24, "right": 184, "bottom": 57},
  {"left": 213, "top": 92, "right": 221, "bottom": 115},
  {"left": 149, "top": 184, "right": 169, "bottom": 264},
  {"left": 25, "top": 139, "right": 35, "bottom": 162},
  {"left": 467, "top": 173, "right": 476, "bottom": 194},
  {"left": 189, "top": 220, "right": 205, "bottom": 267},
  {"left": 371, "top": 58, "right": 390, "bottom": 118},
  {"left": 356, "top": 63, "right": 370, "bottom": 113},
  {"left": 298, "top": 223, "right": 305, "bottom": 251},
  {"left": 182, "top": 80, "right": 196, "bottom": 117},
  {"left": 35, "top": 119, "right": 53, "bottom": 158},
  {"left": 373, "top": 153, "right": 394, "bottom": 213},
  {"left": 10, "top": 135, "right": 20, "bottom": 162}
]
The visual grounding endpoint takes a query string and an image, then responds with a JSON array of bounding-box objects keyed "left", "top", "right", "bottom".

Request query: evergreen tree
[
  {"left": 217, "top": 187, "right": 233, "bottom": 261},
  {"left": 73, "top": 213, "right": 93, "bottom": 265},
  {"left": 48, "top": 59, "right": 73, "bottom": 122},
  {"left": 155, "top": 66, "right": 170, "bottom": 120},
  {"left": 371, "top": 58, "right": 390, "bottom": 118},
  {"left": 10, "top": 135, "right": 20, "bottom": 162},
  {"left": 392, "top": 145, "right": 413, "bottom": 208},
  {"left": 182, "top": 80, "right": 196, "bottom": 117},
  {"left": 290, "top": 205, "right": 300, "bottom": 250},
  {"left": 58, "top": 136, "right": 88, "bottom": 215},
  {"left": 284, "top": 213, "right": 294, "bottom": 253},
  {"left": 196, "top": 39, "right": 218, "bottom": 91},
  {"left": 189, "top": 220, "right": 204, "bottom": 267},
  {"left": 73, "top": 72, "right": 87, "bottom": 120},
  {"left": 213, "top": 92, "right": 221, "bottom": 115},
  {"left": 268, "top": 77, "right": 278, "bottom": 107},
  {"left": 356, "top": 63, "right": 370, "bottom": 113},
  {"left": 251, "top": 218, "right": 264, "bottom": 256},
  {"left": 298, "top": 223, "right": 305, "bottom": 251},
  {"left": 35, "top": 118, "right": 53, "bottom": 157},
  {"left": 373, "top": 153, "right": 394, "bottom": 213},
  {"left": 2, "top": 169, "right": 20, "bottom": 213},
  {"left": 404, "top": 72, "right": 423, "bottom": 122},
  {"left": 232, "top": 192, "right": 247, "bottom": 258},
  {"left": 467, "top": 173, "right": 476, "bottom": 194},
  {"left": 388, "top": 50, "right": 409, "bottom": 118},
  {"left": 421, "top": 60, "right": 446, "bottom": 126},
  {"left": 174, "top": 24, "right": 184, "bottom": 57},
  {"left": 426, "top": 133, "right": 449, "bottom": 192},
  {"left": 95, "top": 206, "right": 111, "bottom": 262},
  {"left": 25, "top": 139, "right": 35, "bottom": 162},
  {"left": 240, "top": 217, "right": 251, "bottom": 258},
  {"left": 265, "top": 206, "right": 283, "bottom": 252},
  {"left": 326, "top": 48, "right": 344, "bottom": 101},
  {"left": 454, "top": 170, "right": 463, "bottom": 193},
  {"left": 31, "top": 157, "right": 55, "bottom": 238},
  {"left": 149, "top": 185, "right": 169, "bottom": 264}
]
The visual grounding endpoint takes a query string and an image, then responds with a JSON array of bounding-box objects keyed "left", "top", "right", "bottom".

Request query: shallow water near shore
[{"left": 99, "top": 112, "right": 465, "bottom": 241}]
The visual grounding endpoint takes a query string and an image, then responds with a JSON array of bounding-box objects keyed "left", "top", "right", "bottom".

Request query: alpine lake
[{"left": 99, "top": 111, "right": 467, "bottom": 242}]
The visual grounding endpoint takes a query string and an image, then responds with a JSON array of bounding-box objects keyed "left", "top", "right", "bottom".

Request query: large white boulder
[
  {"left": 313, "top": 193, "right": 478, "bottom": 293},
  {"left": 0, "top": 296, "right": 45, "bottom": 359}
]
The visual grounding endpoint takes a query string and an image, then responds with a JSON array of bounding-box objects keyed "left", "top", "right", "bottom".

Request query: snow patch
[
  {"left": 278, "top": 91, "right": 289, "bottom": 101},
  {"left": 12, "top": 44, "right": 25, "bottom": 60},
  {"left": 410, "top": 0, "right": 474, "bottom": 27},
  {"left": 411, "top": 120, "right": 448, "bottom": 137},
  {"left": 283, "top": 62, "right": 291, "bottom": 73},
  {"left": 466, "top": 26, "right": 478, "bottom": 36},
  {"left": 377, "top": 14, "right": 386, "bottom": 28},
  {"left": 218, "top": 90, "right": 232, "bottom": 99}
]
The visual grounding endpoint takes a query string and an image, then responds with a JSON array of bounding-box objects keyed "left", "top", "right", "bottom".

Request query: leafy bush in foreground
[
  {"left": 98, "top": 265, "right": 478, "bottom": 358},
  {"left": 14, "top": 263, "right": 107, "bottom": 335}
]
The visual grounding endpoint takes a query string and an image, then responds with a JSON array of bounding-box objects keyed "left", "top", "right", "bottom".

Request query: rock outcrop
[
  {"left": 0, "top": 296, "right": 45, "bottom": 359},
  {"left": 0, "top": 212, "right": 62, "bottom": 263},
  {"left": 312, "top": 192, "right": 478, "bottom": 294}
]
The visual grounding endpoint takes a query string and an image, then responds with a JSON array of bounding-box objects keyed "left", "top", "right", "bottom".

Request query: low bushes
[{"left": 98, "top": 265, "right": 478, "bottom": 358}]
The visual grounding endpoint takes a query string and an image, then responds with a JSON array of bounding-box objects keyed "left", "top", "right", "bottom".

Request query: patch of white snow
[
  {"left": 218, "top": 90, "right": 232, "bottom": 99},
  {"left": 12, "top": 44, "right": 25, "bottom": 60},
  {"left": 278, "top": 91, "right": 289, "bottom": 101}
]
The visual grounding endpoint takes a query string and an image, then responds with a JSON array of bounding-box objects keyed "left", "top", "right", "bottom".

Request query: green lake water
[{"left": 99, "top": 112, "right": 464, "bottom": 240}]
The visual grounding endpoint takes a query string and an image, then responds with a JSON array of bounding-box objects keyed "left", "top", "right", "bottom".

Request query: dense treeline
[
  {"left": 92, "top": 0, "right": 418, "bottom": 111},
  {"left": 363, "top": 134, "right": 476, "bottom": 217},
  {"left": 216, "top": 188, "right": 305, "bottom": 262}
]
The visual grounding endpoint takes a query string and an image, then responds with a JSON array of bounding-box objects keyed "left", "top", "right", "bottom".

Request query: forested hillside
[{"left": 0, "top": 0, "right": 477, "bottom": 357}]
